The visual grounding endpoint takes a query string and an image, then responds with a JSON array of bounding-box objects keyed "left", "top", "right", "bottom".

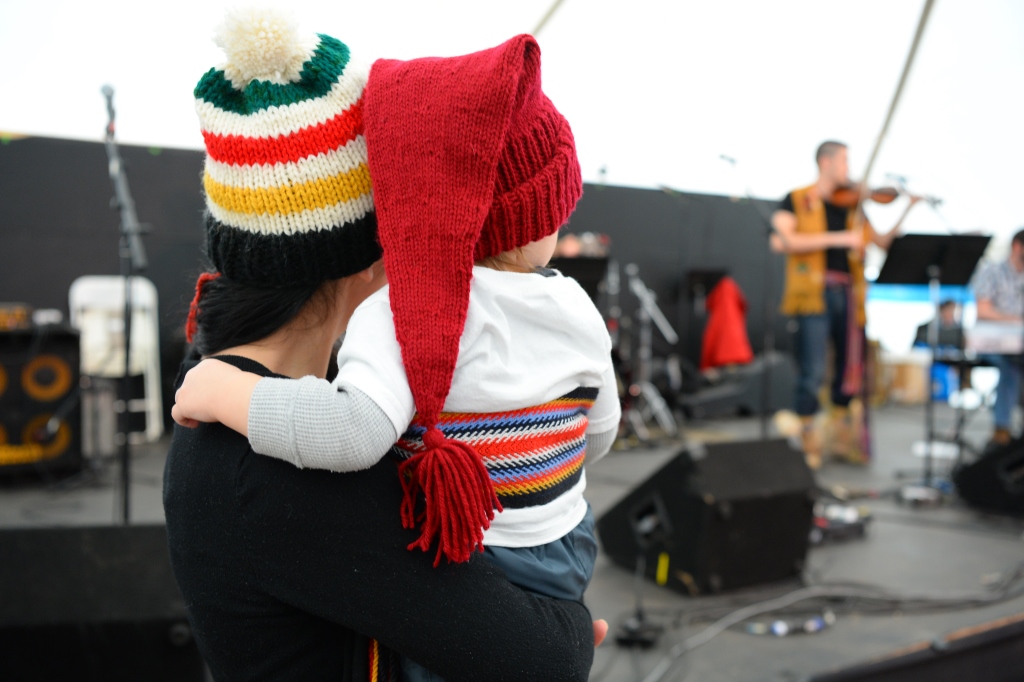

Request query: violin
[{"left": 828, "top": 183, "right": 900, "bottom": 208}]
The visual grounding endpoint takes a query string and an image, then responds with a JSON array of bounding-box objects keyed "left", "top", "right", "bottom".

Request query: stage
[{"left": 3, "top": 402, "right": 1023, "bottom": 682}]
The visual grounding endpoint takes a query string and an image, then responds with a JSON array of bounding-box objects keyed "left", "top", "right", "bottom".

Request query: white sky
[{"left": 2, "top": 0, "right": 1022, "bottom": 248}]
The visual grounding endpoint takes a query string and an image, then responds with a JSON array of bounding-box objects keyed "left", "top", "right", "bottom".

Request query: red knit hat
[{"left": 364, "top": 34, "right": 582, "bottom": 565}]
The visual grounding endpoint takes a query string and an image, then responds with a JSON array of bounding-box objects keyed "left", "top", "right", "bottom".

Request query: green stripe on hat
[{"left": 194, "top": 34, "right": 351, "bottom": 115}]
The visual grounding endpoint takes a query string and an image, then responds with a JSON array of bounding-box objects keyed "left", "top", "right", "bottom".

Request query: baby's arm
[
  {"left": 585, "top": 428, "right": 617, "bottom": 461},
  {"left": 176, "top": 289, "right": 412, "bottom": 472},
  {"left": 247, "top": 375, "right": 397, "bottom": 471},
  {"left": 172, "top": 358, "right": 259, "bottom": 435},
  {"left": 172, "top": 358, "right": 398, "bottom": 472},
  {"left": 584, "top": 361, "right": 622, "bottom": 463}
]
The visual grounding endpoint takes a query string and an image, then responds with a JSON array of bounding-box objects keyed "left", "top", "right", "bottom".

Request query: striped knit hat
[
  {"left": 194, "top": 8, "right": 379, "bottom": 287},
  {"left": 364, "top": 35, "right": 582, "bottom": 565}
]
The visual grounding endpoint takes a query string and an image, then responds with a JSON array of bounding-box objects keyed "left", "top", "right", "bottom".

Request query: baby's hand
[
  {"left": 172, "top": 358, "right": 244, "bottom": 428},
  {"left": 593, "top": 619, "right": 608, "bottom": 647}
]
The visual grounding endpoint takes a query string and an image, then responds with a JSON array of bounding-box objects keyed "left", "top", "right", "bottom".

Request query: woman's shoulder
[
  {"left": 166, "top": 356, "right": 284, "bottom": 478},
  {"left": 184, "top": 355, "right": 289, "bottom": 380}
]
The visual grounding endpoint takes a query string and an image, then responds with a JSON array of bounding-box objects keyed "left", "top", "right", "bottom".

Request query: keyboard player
[{"left": 971, "top": 229, "right": 1024, "bottom": 447}]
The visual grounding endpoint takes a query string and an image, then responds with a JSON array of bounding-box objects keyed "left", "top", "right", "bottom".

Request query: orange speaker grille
[
  {"left": 0, "top": 415, "right": 73, "bottom": 466},
  {"left": 21, "top": 354, "right": 73, "bottom": 402}
]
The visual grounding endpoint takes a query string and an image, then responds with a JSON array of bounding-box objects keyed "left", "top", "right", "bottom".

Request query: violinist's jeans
[
  {"left": 980, "top": 353, "right": 1022, "bottom": 430},
  {"left": 793, "top": 285, "right": 853, "bottom": 416}
]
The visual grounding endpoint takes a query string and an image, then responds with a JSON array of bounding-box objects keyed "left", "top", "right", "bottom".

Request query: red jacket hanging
[{"left": 700, "top": 276, "right": 754, "bottom": 370}]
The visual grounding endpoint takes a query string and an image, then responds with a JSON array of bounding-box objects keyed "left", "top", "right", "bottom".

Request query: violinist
[{"left": 770, "top": 140, "right": 920, "bottom": 468}]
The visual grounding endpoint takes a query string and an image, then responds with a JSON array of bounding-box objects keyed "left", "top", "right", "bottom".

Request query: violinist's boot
[
  {"left": 773, "top": 410, "right": 803, "bottom": 440},
  {"left": 800, "top": 415, "right": 822, "bottom": 470},
  {"left": 826, "top": 403, "right": 866, "bottom": 465}
]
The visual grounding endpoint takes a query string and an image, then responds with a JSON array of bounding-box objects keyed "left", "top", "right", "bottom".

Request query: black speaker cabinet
[
  {"left": 597, "top": 438, "right": 815, "bottom": 594},
  {"left": 954, "top": 440, "right": 1024, "bottom": 516},
  {"left": 0, "top": 525, "right": 206, "bottom": 681},
  {"left": 0, "top": 327, "right": 81, "bottom": 475}
]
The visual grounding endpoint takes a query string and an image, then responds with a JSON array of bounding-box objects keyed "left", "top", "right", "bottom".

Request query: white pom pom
[{"left": 215, "top": 7, "right": 316, "bottom": 88}]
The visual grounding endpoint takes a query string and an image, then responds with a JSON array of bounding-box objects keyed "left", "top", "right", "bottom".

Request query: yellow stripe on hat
[
  {"left": 204, "top": 162, "right": 372, "bottom": 217},
  {"left": 207, "top": 191, "right": 374, "bottom": 236}
]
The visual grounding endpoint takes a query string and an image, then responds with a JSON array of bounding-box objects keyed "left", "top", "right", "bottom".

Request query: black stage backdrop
[
  {"left": 563, "top": 184, "right": 792, "bottom": 365},
  {"left": 0, "top": 135, "right": 791, "bottom": 426},
  {"left": 1, "top": 136, "right": 205, "bottom": 428}
]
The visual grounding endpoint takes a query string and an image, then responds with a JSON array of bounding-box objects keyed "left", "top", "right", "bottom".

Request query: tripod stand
[
  {"left": 614, "top": 494, "right": 673, "bottom": 649},
  {"left": 622, "top": 264, "right": 680, "bottom": 441}
]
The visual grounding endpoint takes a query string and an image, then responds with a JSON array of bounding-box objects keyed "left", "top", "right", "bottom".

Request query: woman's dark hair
[{"left": 189, "top": 273, "right": 322, "bottom": 356}]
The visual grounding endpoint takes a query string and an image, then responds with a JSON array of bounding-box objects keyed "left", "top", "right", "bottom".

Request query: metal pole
[
  {"left": 102, "top": 85, "right": 147, "bottom": 524},
  {"left": 861, "top": 0, "right": 936, "bottom": 183},
  {"left": 924, "top": 265, "right": 940, "bottom": 487},
  {"left": 760, "top": 225, "right": 774, "bottom": 440},
  {"left": 532, "top": 0, "right": 567, "bottom": 36},
  {"left": 120, "top": 249, "right": 133, "bottom": 523}
]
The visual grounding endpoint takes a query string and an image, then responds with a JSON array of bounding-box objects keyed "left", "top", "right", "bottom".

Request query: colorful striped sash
[{"left": 391, "top": 387, "right": 599, "bottom": 509}]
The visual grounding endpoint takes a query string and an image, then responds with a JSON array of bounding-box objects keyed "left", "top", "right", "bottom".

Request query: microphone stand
[
  {"left": 720, "top": 156, "right": 787, "bottom": 439},
  {"left": 102, "top": 85, "right": 148, "bottom": 525},
  {"left": 760, "top": 216, "right": 783, "bottom": 439},
  {"left": 754, "top": 207, "right": 791, "bottom": 440}
]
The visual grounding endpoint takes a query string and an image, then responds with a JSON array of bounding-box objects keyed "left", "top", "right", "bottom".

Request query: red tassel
[
  {"left": 398, "top": 427, "right": 502, "bottom": 566},
  {"left": 184, "top": 272, "right": 220, "bottom": 344}
]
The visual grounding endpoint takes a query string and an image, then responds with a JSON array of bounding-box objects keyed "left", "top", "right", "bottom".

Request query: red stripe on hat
[{"left": 202, "top": 99, "right": 364, "bottom": 167}]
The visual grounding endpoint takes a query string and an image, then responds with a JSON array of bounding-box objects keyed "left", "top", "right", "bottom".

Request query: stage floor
[{"left": 3, "top": 402, "right": 1023, "bottom": 682}]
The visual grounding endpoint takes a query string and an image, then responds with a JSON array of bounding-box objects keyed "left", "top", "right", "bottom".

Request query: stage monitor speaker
[
  {"left": 954, "top": 440, "right": 1024, "bottom": 516},
  {"left": 808, "top": 613, "right": 1024, "bottom": 682},
  {"left": 597, "top": 438, "right": 815, "bottom": 594},
  {"left": 0, "top": 524, "right": 206, "bottom": 681},
  {"left": 0, "top": 327, "right": 81, "bottom": 475}
]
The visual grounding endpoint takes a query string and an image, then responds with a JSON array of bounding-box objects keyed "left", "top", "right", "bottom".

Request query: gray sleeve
[
  {"left": 247, "top": 376, "right": 398, "bottom": 472},
  {"left": 972, "top": 262, "right": 997, "bottom": 302},
  {"left": 585, "top": 427, "right": 617, "bottom": 464},
  {"left": 585, "top": 361, "right": 622, "bottom": 435}
]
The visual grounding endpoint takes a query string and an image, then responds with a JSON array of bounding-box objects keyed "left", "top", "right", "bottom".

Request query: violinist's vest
[{"left": 779, "top": 184, "right": 869, "bottom": 327}]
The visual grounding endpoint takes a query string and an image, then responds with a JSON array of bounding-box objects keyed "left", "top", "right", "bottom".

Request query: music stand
[{"left": 876, "top": 234, "right": 990, "bottom": 489}]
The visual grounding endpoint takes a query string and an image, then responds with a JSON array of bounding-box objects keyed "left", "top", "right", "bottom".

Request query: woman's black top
[{"left": 163, "top": 356, "right": 593, "bottom": 682}]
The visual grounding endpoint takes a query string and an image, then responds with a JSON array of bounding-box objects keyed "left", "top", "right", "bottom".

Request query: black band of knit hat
[{"left": 205, "top": 212, "right": 382, "bottom": 287}]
